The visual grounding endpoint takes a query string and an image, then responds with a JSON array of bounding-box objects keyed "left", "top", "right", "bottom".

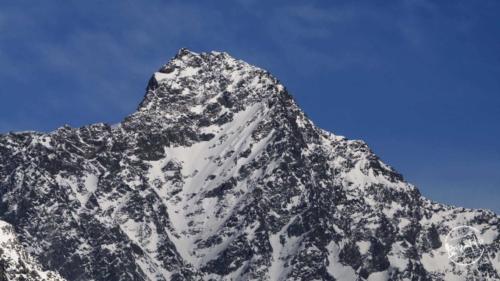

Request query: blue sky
[{"left": 0, "top": 0, "right": 499, "bottom": 213}]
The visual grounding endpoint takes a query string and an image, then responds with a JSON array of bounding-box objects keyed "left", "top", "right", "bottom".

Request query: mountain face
[
  {"left": 0, "top": 220, "right": 65, "bottom": 281},
  {"left": 0, "top": 49, "right": 499, "bottom": 281}
]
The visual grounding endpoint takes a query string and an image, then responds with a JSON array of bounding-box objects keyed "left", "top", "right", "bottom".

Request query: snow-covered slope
[
  {"left": 0, "top": 49, "right": 498, "bottom": 280},
  {"left": 0, "top": 220, "right": 66, "bottom": 281}
]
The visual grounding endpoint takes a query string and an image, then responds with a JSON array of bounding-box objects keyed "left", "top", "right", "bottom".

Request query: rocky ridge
[{"left": 0, "top": 49, "right": 499, "bottom": 280}]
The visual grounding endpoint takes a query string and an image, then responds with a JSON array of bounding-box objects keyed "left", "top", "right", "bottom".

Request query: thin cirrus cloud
[
  {"left": 0, "top": 1, "right": 424, "bottom": 96},
  {"left": 0, "top": 1, "right": 499, "bottom": 213},
  {"left": 0, "top": 2, "right": 254, "bottom": 125}
]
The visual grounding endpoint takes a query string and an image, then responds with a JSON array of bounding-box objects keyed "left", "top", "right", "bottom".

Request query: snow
[
  {"left": 341, "top": 156, "right": 413, "bottom": 193},
  {"left": 178, "top": 66, "right": 199, "bottom": 77},
  {"left": 276, "top": 84, "right": 284, "bottom": 92},
  {"left": 84, "top": 173, "right": 98, "bottom": 196},
  {"left": 268, "top": 215, "right": 302, "bottom": 281},
  {"left": 367, "top": 271, "right": 388, "bottom": 281},
  {"left": 40, "top": 136, "right": 53, "bottom": 148},
  {"left": 101, "top": 243, "right": 117, "bottom": 252},
  {"left": 154, "top": 71, "right": 176, "bottom": 82},
  {"left": 0, "top": 220, "right": 13, "bottom": 243},
  {"left": 326, "top": 242, "right": 357, "bottom": 281},
  {"left": 356, "top": 240, "right": 370, "bottom": 255},
  {"left": 494, "top": 253, "right": 500, "bottom": 280},
  {"left": 143, "top": 101, "right": 275, "bottom": 267},
  {"left": 398, "top": 217, "right": 411, "bottom": 229},
  {"left": 285, "top": 195, "right": 301, "bottom": 210},
  {"left": 56, "top": 173, "right": 98, "bottom": 213},
  {"left": 481, "top": 226, "right": 499, "bottom": 243},
  {"left": 421, "top": 246, "right": 450, "bottom": 272},
  {"left": 382, "top": 201, "right": 402, "bottom": 218},
  {"left": 0, "top": 220, "right": 66, "bottom": 280},
  {"left": 387, "top": 241, "right": 408, "bottom": 271}
]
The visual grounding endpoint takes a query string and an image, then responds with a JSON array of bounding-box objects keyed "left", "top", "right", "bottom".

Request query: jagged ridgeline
[{"left": 0, "top": 49, "right": 499, "bottom": 281}]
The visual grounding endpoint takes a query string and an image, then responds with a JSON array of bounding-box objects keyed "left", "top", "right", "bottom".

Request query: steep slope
[
  {"left": 0, "top": 220, "right": 66, "bottom": 281},
  {"left": 0, "top": 49, "right": 498, "bottom": 281}
]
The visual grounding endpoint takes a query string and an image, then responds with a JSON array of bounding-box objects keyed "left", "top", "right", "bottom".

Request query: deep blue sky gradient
[{"left": 0, "top": 0, "right": 499, "bottom": 213}]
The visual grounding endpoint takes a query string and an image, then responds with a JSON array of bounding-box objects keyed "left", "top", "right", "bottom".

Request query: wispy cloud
[
  {"left": 0, "top": 0, "right": 496, "bottom": 131},
  {"left": 0, "top": 1, "right": 230, "bottom": 126}
]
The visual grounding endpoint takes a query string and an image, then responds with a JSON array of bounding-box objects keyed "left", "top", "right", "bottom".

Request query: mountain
[{"left": 0, "top": 49, "right": 499, "bottom": 281}]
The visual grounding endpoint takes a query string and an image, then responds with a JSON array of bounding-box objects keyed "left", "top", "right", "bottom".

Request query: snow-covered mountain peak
[
  {"left": 0, "top": 50, "right": 499, "bottom": 281},
  {"left": 136, "top": 49, "right": 287, "bottom": 118},
  {"left": 122, "top": 49, "right": 299, "bottom": 157}
]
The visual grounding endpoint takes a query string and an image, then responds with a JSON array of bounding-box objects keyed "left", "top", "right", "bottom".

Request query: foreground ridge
[
  {"left": 0, "top": 220, "right": 66, "bottom": 281},
  {"left": 0, "top": 49, "right": 499, "bottom": 281}
]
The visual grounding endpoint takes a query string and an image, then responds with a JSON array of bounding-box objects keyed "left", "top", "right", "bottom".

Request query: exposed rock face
[
  {"left": 0, "top": 220, "right": 66, "bottom": 281},
  {"left": 0, "top": 49, "right": 499, "bottom": 280}
]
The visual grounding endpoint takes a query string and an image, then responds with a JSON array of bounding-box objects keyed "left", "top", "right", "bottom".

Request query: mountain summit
[{"left": 0, "top": 50, "right": 499, "bottom": 281}]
